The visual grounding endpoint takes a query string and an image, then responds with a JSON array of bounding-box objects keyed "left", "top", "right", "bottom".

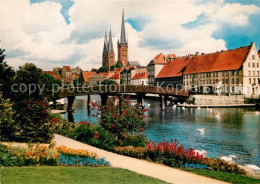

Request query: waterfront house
[{"left": 156, "top": 42, "right": 260, "bottom": 95}]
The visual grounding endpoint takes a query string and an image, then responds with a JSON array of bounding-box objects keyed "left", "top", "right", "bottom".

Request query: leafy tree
[
  {"left": 73, "top": 78, "right": 79, "bottom": 87},
  {"left": 13, "top": 63, "right": 44, "bottom": 101},
  {"left": 0, "top": 94, "right": 16, "bottom": 141},
  {"left": 41, "top": 73, "right": 60, "bottom": 104},
  {"left": 98, "top": 66, "right": 109, "bottom": 73},
  {"left": 110, "top": 65, "right": 115, "bottom": 71},
  {"left": 115, "top": 63, "right": 122, "bottom": 68},
  {"left": 102, "top": 79, "right": 117, "bottom": 85},
  {"left": 0, "top": 48, "right": 15, "bottom": 99},
  {"left": 56, "top": 79, "right": 62, "bottom": 87}
]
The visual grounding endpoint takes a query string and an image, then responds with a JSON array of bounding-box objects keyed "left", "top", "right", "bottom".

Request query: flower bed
[{"left": 0, "top": 144, "right": 110, "bottom": 167}]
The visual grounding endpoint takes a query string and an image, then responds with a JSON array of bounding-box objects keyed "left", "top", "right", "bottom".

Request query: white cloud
[{"left": 0, "top": 0, "right": 259, "bottom": 71}]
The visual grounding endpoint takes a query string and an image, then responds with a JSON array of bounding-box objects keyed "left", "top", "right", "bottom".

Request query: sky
[{"left": 1, "top": 0, "right": 260, "bottom": 71}]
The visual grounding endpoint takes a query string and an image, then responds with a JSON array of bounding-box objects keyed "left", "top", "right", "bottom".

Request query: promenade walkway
[{"left": 53, "top": 134, "right": 229, "bottom": 184}]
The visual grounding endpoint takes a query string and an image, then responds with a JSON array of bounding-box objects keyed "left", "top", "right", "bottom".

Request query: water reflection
[{"left": 62, "top": 95, "right": 260, "bottom": 166}]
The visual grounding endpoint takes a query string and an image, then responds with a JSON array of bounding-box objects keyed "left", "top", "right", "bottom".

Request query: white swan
[
  {"left": 245, "top": 164, "right": 260, "bottom": 170},
  {"left": 197, "top": 107, "right": 201, "bottom": 110},
  {"left": 147, "top": 103, "right": 151, "bottom": 107},
  {"left": 220, "top": 155, "right": 236, "bottom": 163},
  {"left": 194, "top": 150, "right": 207, "bottom": 156},
  {"left": 197, "top": 128, "right": 204, "bottom": 133},
  {"left": 182, "top": 106, "right": 185, "bottom": 110},
  {"left": 92, "top": 100, "right": 96, "bottom": 103},
  {"left": 215, "top": 113, "right": 221, "bottom": 119},
  {"left": 131, "top": 102, "right": 135, "bottom": 106}
]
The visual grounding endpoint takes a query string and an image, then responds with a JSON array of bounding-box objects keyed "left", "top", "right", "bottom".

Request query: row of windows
[
  {"left": 249, "top": 78, "right": 260, "bottom": 84},
  {"left": 184, "top": 78, "right": 240, "bottom": 86},
  {"left": 248, "top": 61, "right": 259, "bottom": 68},
  {"left": 248, "top": 71, "right": 260, "bottom": 76},
  {"left": 183, "top": 70, "right": 240, "bottom": 79}
]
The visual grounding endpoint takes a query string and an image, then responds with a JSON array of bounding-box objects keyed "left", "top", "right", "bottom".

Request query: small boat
[{"left": 220, "top": 155, "right": 236, "bottom": 163}]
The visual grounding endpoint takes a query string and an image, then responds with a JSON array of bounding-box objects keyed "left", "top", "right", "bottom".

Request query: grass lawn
[
  {"left": 185, "top": 168, "right": 260, "bottom": 184},
  {"left": 0, "top": 166, "right": 167, "bottom": 184}
]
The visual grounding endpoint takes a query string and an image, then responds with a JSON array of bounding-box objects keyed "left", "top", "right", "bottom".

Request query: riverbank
[{"left": 53, "top": 134, "right": 229, "bottom": 184}]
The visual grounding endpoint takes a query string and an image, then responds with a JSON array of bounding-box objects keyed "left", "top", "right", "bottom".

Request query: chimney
[
  {"left": 195, "top": 52, "right": 199, "bottom": 56},
  {"left": 201, "top": 53, "right": 205, "bottom": 55}
]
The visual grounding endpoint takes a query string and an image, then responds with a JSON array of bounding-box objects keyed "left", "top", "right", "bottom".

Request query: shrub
[
  {"left": 16, "top": 100, "right": 55, "bottom": 143},
  {"left": 50, "top": 113, "right": 76, "bottom": 137},
  {"left": 121, "top": 134, "right": 147, "bottom": 147},
  {"left": 147, "top": 139, "right": 204, "bottom": 168},
  {"left": 98, "top": 96, "right": 146, "bottom": 139},
  {"left": 56, "top": 146, "right": 97, "bottom": 159},
  {"left": 114, "top": 146, "right": 148, "bottom": 159},
  {"left": 204, "top": 157, "right": 246, "bottom": 175},
  {"left": 0, "top": 145, "right": 17, "bottom": 166},
  {"left": 0, "top": 95, "right": 17, "bottom": 141},
  {"left": 71, "top": 123, "right": 117, "bottom": 151}
]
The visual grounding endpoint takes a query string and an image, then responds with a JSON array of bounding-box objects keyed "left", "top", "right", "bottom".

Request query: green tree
[
  {"left": 13, "top": 63, "right": 44, "bottom": 101},
  {"left": 115, "top": 63, "right": 122, "bottom": 68},
  {"left": 98, "top": 66, "right": 109, "bottom": 73},
  {"left": 110, "top": 65, "right": 115, "bottom": 71},
  {"left": 102, "top": 79, "right": 117, "bottom": 85},
  {"left": 0, "top": 48, "right": 15, "bottom": 99},
  {"left": 41, "top": 73, "right": 60, "bottom": 105},
  {"left": 120, "top": 79, "right": 124, "bottom": 84},
  {"left": 73, "top": 78, "right": 79, "bottom": 87},
  {"left": 0, "top": 94, "right": 16, "bottom": 141}
]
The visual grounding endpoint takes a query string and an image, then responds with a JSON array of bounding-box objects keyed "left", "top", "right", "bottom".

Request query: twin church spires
[{"left": 102, "top": 9, "right": 128, "bottom": 69}]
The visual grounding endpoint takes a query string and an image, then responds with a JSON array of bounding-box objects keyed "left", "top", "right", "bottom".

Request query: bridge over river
[{"left": 58, "top": 85, "right": 190, "bottom": 112}]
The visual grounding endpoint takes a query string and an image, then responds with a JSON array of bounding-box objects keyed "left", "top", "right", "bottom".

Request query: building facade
[{"left": 156, "top": 42, "right": 260, "bottom": 95}]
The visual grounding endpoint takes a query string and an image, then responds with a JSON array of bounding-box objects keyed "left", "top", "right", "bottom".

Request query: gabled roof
[
  {"left": 148, "top": 53, "right": 165, "bottom": 65},
  {"left": 132, "top": 72, "right": 148, "bottom": 80},
  {"left": 82, "top": 71, "right": 96, "bottom": 83},
  {"left": 111, "top": 73, "right": 120, "bottom": 80},
  {"left": 184, "top": 45, "right": 251, "bottom": 74},
  {"left": 156, "top": 57, "right": 190, "bottom": 78}
]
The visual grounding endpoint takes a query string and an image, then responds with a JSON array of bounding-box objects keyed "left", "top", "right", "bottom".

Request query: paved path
[{"left": 53, "top": 134, "right": 229, "bottom": 184}]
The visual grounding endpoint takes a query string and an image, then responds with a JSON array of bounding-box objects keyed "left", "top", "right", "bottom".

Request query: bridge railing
[{"left": 58, "top": 85, "right": 189, "bottom": 97}]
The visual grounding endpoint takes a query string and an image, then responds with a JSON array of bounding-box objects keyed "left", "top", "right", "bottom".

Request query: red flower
[
  {"left": 143, "top": 109, "right": 149, "bottom": 112},
  {"left": 112, "top": 114, "right": 116, "bottom": 117},
  {"left": 93, "top": 131, "right": 99, "bottom": 139},
  {"left": 117, "top": 129, "right": 121, "bottom": 132},
  {"left": 91, "top": 114, "right": 96, "bottom": 117},
  {"left": 51, "top": 118, "right": 58, "bottom": 124}
]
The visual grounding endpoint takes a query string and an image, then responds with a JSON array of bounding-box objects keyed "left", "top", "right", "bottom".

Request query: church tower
[
  {"left": 102, "top": 29, "right": 115, "bottom": 69},
  {"left": 107, "top": 29, "right": 115, "bottom": 69},
  {"left": 102, "top": 31, "right": 108, "bottom": 67},
  {"left": 117, "top": 9, "right": 128, "bottom": 66}
]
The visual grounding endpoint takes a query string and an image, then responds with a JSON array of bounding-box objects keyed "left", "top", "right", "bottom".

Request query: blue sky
[{"left": 1, "top": 0, "right": 260, "bottom": 70}]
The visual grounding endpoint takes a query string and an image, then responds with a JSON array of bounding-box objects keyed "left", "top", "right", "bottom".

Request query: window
[
  {"left": 226, "top": 79, "right": 228, "bottom": 84},
  {"left": 213, "top": 72, "right": 215, "bottom": 77},
  {"left": 213, "top": 79, "right": 215, "bottom": 84},
  {"left": 252, "top": 55, "right": 255, "bottom": 60},
  {"left": 249, "top": 78, "right": 251, "bottom": 84},
  {"left": 222, "top": 72, "right": 224, "bottom": 76},
  {"left": 209, "top": 79, "right": 211, "bottom": 84},
  {"left": 236, "top": 70, "right": 239, "bottom": 76},
  {"left": 209, "top": 73, "right": 211, "bottom": 77},
  {"left": 232, "top": 71, "right": 235, "bottom": 76},
  {"left": 226, "top": 71, "right": 229, "bottom": 76},
  {"left": 232, "top": 78, "right": 235, "bottom": 84},
  {"left": 258, "top": 71, "right": 259, "bottom": 76},
  {"left": 236, "top": 78, "right": 239, "bottom": 84},
  {"left": 253, "top": 63, "right": 255, "bottom": 68},
  {"left": 257, "top": 63, "right": 259, "bottom": 68},
  {"left": 222, "top": 79, "right": 225, "bottom": 84},
  {"left": 253, "top": 71, "right": 255, "bottom": 76},
  {"left": 248, "top": 62, "right": 250, "bottom": 67},
  {"left": 216, "top": 72, "right": 218, "bottom": 77},
  {"left": 249, "top": 71, "right": 251, "bottom": 76},
  {"left": 183, "top": 75, "right": 185, "bottom": 79},
  {"left": 253, "top": 78, "right": 256, "bottom": 84}
]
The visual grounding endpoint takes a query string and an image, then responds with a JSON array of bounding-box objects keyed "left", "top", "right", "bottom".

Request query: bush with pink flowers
[{"left": 98, "top": 95, "right": 146, "bottom": 140}]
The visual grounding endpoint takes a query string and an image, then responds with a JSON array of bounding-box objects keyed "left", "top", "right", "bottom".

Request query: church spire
[
  {"left": 108, "top": 28, "right": 114, "bottom": 53},
  {"left": 102, "top": 31, "right": 108, "bottom": 56},
  {"left": 120, "top": 8, "right": 127, "bottom": 44}
]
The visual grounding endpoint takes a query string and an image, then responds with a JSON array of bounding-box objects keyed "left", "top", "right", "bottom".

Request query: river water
[{"left": 62, "top": 95, "right": 260, "bottom": 166}]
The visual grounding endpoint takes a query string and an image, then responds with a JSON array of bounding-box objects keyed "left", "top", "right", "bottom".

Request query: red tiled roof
[
  {"left": 132, "top": 72, "right": 148, "bottom": 80},
  {"left": 156, "top": 57, "right": 190, "bottom": 78},
  {"left": 63, "top": 66, "right": 71, "bottom": 72},
  {"left": 42, "top": 71, "right": 62, "bottom": 80},
  {"left": 153, "top": 53, "right": 165, "bottom": 64},
  {"left": 115, "top": 68, "right": 123, "bottom": 73},
  {"left": 184, "top": 45, "right": 250, "bottom": 74},
  {"left": 111, "top": 73, "right": 120, "bottom": 80},
  {"left": 156, "top": 45, "right": 251, "bottom": 78},
  {"left": 82, "top": 71, "right": 96, "bottom": 83}
]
